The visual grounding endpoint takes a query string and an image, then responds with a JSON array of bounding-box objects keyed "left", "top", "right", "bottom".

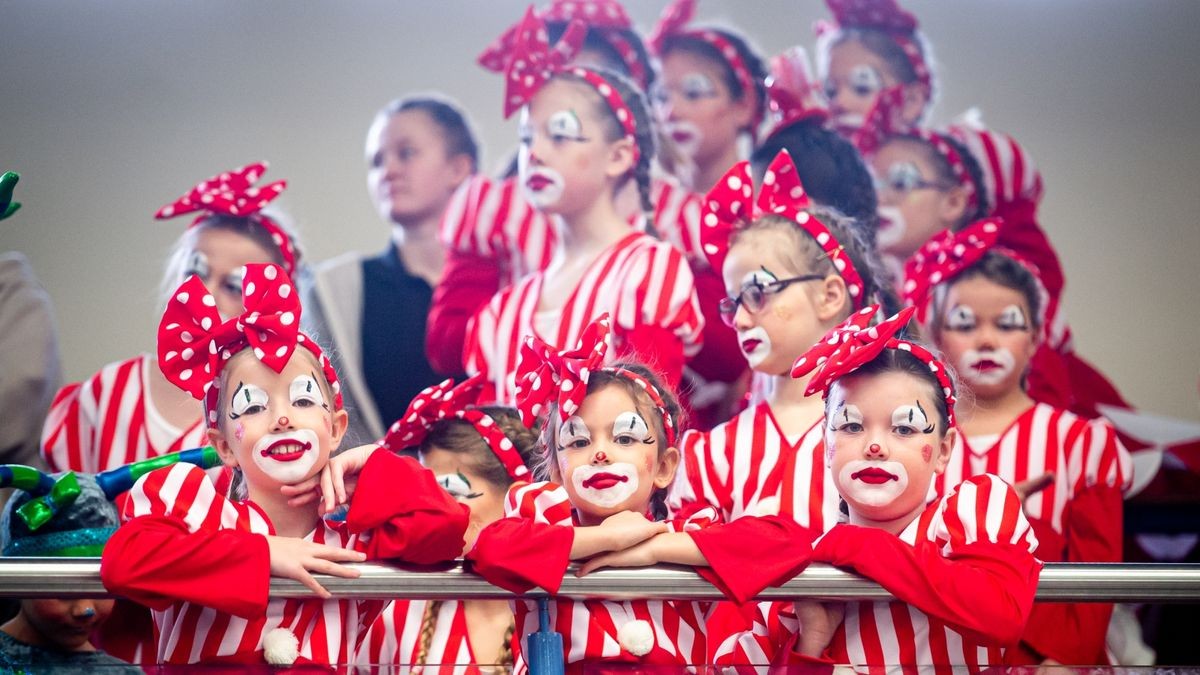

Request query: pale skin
[{"left": 823, "top": 37, "right": 928, "bottom": 130}]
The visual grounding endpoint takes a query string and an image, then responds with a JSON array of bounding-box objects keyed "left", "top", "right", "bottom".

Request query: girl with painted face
[
  {"left": 468, "top": 316, "right": 741, "bottom": 670},
  {"left": 463, "top": 9, "right": 703, "bottom": 406},
  {"left": 814, "top": 0, "right": 934, "bottom": 136},
  {"left": 355, "top": 375, "right": 537, "bottom": 670},
  {"left": 670, "top": 150, "right": 887, "bottom": 531},
  {"left": 101, "top": 263, "right": 469, "bottom": 667},
  {"left": 907, "top": 226, "right": 1132, "bottom": 667}
]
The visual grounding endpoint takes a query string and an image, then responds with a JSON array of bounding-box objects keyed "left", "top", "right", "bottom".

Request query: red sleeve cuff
[
  {"left": 691, "top": 515, "right": 815, "bottom": 603},
  {"left": 468, "top": 517, "right": 574, "bottom": 594}
]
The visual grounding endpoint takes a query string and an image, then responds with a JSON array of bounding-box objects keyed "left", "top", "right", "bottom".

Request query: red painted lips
[
  {"left": 582, "top": 473, "right": 629, "bottom": 490},
  {"left": 261, "top": 439, "right": 312, "bottom": 462},
  {"left": 851, "top": 467, "right": 898, "bottom": 484}
]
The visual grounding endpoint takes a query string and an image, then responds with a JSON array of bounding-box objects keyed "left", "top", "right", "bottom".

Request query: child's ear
[
  {"left": 328, "top": 409, "right": 350, "bottom": 453},
  {"left": 813, "top": 274, "right": 850, "bottom": 323},
  {"left": 900, "top": 82, "right": 930, "bottom": 126},
  {"left": 939, "top": 184, "right": 970, "bottom": 227},
  {"left": 731, "top": 90, "right": 757, "bottom": 131},
  {"left": 605, "top": 136, "right": 637, "bottom": 181},
  {"left": 933, "top": 426, "right": 955, "bottom": 475},
  {"left": 447, "top": 153, "right": 474, "bottom": 187},
  {"left": 653, "top": 445, "right": 681, "bottom": 490},
  {"left": 208, "top": 427, "right": 238, "bottom": 469}
]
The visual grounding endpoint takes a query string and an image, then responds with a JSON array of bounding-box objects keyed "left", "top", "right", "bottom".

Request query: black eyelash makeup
[{"left": 916, "top": 400, "right": 934, "bottom": 434}]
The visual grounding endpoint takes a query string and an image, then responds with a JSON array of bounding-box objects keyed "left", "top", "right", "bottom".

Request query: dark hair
[
  {"left": 547, "top": 22, "right": 656, "bottom": 90},
  {"left": 380, "top": 95, "right": 481, "bottom": 173},
  {"left": 536, "top": 362, "right": 683, "bottom": 521},
  {"left": 824, "top": 344, "right": 956, "bottom": 437},
  {"left": 659, "top": 28, "right": 769, "bottom": 131},
  {"left": 752, "top": 119, "right": 879, "bottom": 237},
  {"left": 821, "top": 27, "right": 937, "bottom": 117},
  {"left": 419, "top": 406, "right": 538, "bottom": 490},
  {"left": 932, "top": 250, "right": 1043, "bottom": 332},
  {"left": 939, "top": 134, "right": 990, "bottom": 228},
  {"left": 558, "top": 67, "right": 660, "bottom": 237},
  {"left": 732, "top": 204, "right": 898, "bottom": 316}
]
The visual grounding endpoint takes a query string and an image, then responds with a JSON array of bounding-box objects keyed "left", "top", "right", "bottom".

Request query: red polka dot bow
[
  {"left": 790, "top": 305, "right": 880, "bottom": 379},
  {"left": 157, "top": 263, "right": 341, "bottom": 428},
  {"left": 854, "top": 86, "right": 978, "bottom": 213},
  {"left": 382, "top": 373, "right": 530, "bottom": 481},
  {"left": 798, "top": 304, "right": 957, "bottom": 424},
  {"left": 762, "top": 46, "right": 829, "bottom": 142},
  {"left": 902, "top": 218, "right": 1003, "bottom": 322},
  {"left": 500, "top": 6, "right": 588, "bottom": 119},
  {"left": 698, "top": 149, "right": 866, "bottom": 308},
  {"left": 514, "top": 314, "right": 611, "bottom": 428},
  {"left": 820, "top": 0, "right": 930, "bottom": 94},
  {"left": 155, "top": 162, "right": 297, "bottom": 276}
]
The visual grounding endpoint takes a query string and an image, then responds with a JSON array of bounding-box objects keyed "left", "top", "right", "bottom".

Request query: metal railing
[{"left": 2, "top": 559, "right": 1199, "bottom": 602}]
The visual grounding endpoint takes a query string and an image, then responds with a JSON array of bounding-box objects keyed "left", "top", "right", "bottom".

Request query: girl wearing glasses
[{"left": 669, "top": 150, "right": 887, "bottom": 529}]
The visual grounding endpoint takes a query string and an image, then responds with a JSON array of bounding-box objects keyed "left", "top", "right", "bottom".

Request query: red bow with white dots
[
  {"left": 514, "top": 314, "right": 611, "bottom": 427},
  {"left": 902, "top": 218, "right": 1003, "bottom": 322},
  {"left": 500, "top": 6, "right": 587, "bottom": 119},
  {"left": 762, "top": 46, "right": 830, "bottom": 142},
  {"left": 382, "top": 374, "right": 530, "bottom": 481},
  {"left": 790, "top": 305, "right": 880, "bottom": 379},
  {"left": 799, "top": 304, "right": 957, "bottom": 424},
  {"left": 820, "top": 0, "right": 930, "bottom": 94},
  {"left": 478, "top": 0, "right": 649, "bottom": 90},
  {"left": 154, "top": 162, "right": 297, "bottom": 276},
  {"left": 157, "top": 263, "right": 341, "bottom": 428},
  {"left": 698, "top": 149, "right": 866, "bottom": 308}
]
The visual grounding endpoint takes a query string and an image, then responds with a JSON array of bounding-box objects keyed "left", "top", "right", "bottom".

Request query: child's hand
[
  {"left": 1014, "top": 473, "right": 1054, "bottom": 512},
  {"left": 598, "top": 510, "right": 669, "bottom": 551},
  {"left": 793, "top": 600, "right": 845, "bottom": 657},
  {"left": 575, "top": 532, "right": 664, "bottom": 576},
  {"left": 266, "top": 535, "right": 366, "bottom": 599},
  {"left": 280, "top": 444, "right": 379, "bottom": 515}
]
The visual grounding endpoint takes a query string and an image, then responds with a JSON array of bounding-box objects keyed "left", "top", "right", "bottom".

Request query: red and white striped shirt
[
  {"left": 718, "top": 474, "right": 1041, "bottom": 672},
  {"left": 470, "top": 481, "right": 718, "bottom": 675},
  {"left": 464, "top": 232, "right": 703, "bottom": 404},
  {"left": 358, "top": 599, "right": 494, "bottom": 674},
  {"left": 40, "top": 354, "right": 206, "bottom": 473},
  {"left": 100, "top": 452, "right": 468, "bottom": 666},
  {"left": 670, "top": 403, "right": 840, "bottom": 530},
  {"left": 440, "top": 175, "right": 707, "bottom": 286}
]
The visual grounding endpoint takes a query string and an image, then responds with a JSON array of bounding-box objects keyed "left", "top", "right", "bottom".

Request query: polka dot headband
[
  {"left": 381, "top": 375, "right": 531, "bottom": 482},
  {"left": 819, "top": 0, "right": 931, "bottom": 95},
  {"left": 157, "top": 263, "right": 341, "bottom": 429},
  {"left": 698, "top": 149, "right": 866, "bottom": 309},
  {"left": 794, "top": 305, "right": 957, "bottom": 425},
  {"left": 647, "top": 0, "right": 764, "bottom": 136},
  {"left": 155, "top": 162, "right": 297, "bottom": 277}
]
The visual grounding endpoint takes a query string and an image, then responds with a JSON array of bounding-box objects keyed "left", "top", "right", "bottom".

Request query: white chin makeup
[
  {"left": 875, "top": 206, "right": 907, "bottom": 250},
  {"left": 833, "top": 113, "right": 866, "bottom": 133},
  {"left": 838, "top": 459, "right": 910, "bottom": 508},
  {"left": 522, "top": 167, "right": 566, "bottom": 209},
  {"left": 737, "top": 325, "right": 772, "bottom": 369},
  {"left": 570, "top": 462, "right": 640, "bottom": 509},
  {"left": 666, "top": 120, "right": 703, "bottom": 158},
  {"left": 250, "top": 429, "right": 321, "bottom": 484},
  {"left": 960, "top": 348, "right": 1016, "bottom": 386}
]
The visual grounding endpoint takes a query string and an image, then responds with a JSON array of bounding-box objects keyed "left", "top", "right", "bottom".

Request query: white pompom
[
  {"left": 617, "top": 619, "right": 655, "bottom": 656},
  {"left": 263, "top": 627, "right": 299, "bottom": 665}
]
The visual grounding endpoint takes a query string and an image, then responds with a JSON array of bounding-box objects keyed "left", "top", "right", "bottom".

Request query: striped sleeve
[
  {"left": 651, "top": 178, "right": 707, "bottom": 262},
  {"left": 934, "top": 473, "right": 1039, "bottom": 555},
  {"left": 40, "top": 380, "right": 88, "bottom": 472},
  {"left": 122, "top": 463, "right": 232, "bottom": 533},
  {"left": 612, "top": 239, "right": 704, "bottom": 358},
  {"left": 439, "top": 175, "right": 501, "bottom": 257},
  {"left": 1071, "top": 415, "right": 1133, "bottom": 494},
  {"left": 503, "top": 480, "right": 576, "bottom": 526},
  {"left": 667, "top": 504, "right": 721, "bottom": 532},
  {"left": 439, "top": 175, "right": 556, "bottom": 281}
]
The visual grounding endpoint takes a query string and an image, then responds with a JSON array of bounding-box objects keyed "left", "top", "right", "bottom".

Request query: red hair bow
[
  {"left": 790, "top": 305, "right": 879, "bottom": 379},
  {"left": 646, "top": 0, "right": 695, "bottom": 54},
  {"left": 382, "top": 374, "right": 530, "bottom": 481},
  {"left": 155, "top": 162, "right": 297, "bottom": 276},
  {"left": 762, "top": 46, "right": 829, "bottom": 141},
  {"left": 514, "top": 314, "right": 611, "bottom": 427},
  {"left": 699, "top": 150, "right": 866, "bottom": 308},
  {"left": 500, "top": 6, "right": 587, "bottom": 119},
  {"left": 157, "top": 263, "right": 341, "bottom": 428},
  {"left": 823, "top": 0, "right": 929, "bottom": 93},
  {"left": 902, "top": 218, "right": 1003, "bottom": 322},
  {"left": 799, "top": 304, "right": 957, "bottom": 424}
]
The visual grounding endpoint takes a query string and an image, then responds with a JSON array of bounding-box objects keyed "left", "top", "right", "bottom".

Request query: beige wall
[{"left": 2, "top": 0, "right": 1197, "bottom": 421}]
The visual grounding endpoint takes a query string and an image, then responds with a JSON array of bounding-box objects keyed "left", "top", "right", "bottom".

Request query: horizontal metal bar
[{"left": 2, "top": 559, "right": 1198, "bottom": 602}]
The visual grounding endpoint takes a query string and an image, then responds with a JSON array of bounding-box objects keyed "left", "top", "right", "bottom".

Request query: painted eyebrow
[
  {"left": 916, "top": 400, "right": 935, "bottom": 433},
  {"left": 231, "top": 381, "right": 245, "bottom": 402}
]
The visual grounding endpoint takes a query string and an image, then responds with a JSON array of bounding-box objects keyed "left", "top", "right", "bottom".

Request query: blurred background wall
[{"left": 1, "top": 0, "right": 1197, "bottom": 421}]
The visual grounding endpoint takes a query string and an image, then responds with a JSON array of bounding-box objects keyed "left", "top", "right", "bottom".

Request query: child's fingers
[
  {"left": 576, "top": 555, "right": 613, "bottom": 577},
  {"left": 307, "top": 558, "right": 362, "bottom": 580},
  {"left": 309, "top": 543, "right": 367, "bottom": 563},
  {"left": 287, "top": 492, "right": 319, "bottom": 508},
  {"left": 332, "top": 461, "right": 347, "bottom": 505},
  {"left": 320, "top": 465, "right": 336, "bottom": 514},
  {"left": 280, "top": 477, "right": 319, "bottom": 497},
  {"left": 294, "top": 569, "right": 331, "bottom": 600}
]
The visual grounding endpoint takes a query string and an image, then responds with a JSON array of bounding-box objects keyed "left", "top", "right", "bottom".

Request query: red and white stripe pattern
[
  {"left": 669, "top": 403, "right": 841, "bottom": 529},
  {"left": 40, "top": 354, "right": 206, "bottom": 474},
  {"left": 948, "top": 122, "right": 1044, "bottom": 214},
  {"left": 503, "top": 481, "right": 715, "bottom": 674},
  {"left": 464, "top": 232, "right": 703, "bottom": 405},
  {"left": 440, "top": 175, "right": 708, "bottom": 287},
  {"left": 718, "top": 474, "right": 1038, "bottom": 671},
  {"left": 358, "top": 600, "right": 485, "bottom": 673},
  {"left": 936, "top": 402, "right": 1132, "bottom": 533},
  {"left": 120, "top": 463, "right": 384, "bottom": 665}
]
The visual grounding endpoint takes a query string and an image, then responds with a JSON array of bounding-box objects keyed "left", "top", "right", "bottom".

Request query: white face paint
[
  {"left": 959, "top": 347, "right": 1017, "bottom": 386},
  {"left": 557, "top": 415, "right": 591, "bottom": 449},
  {"left": 289, "top": 374, "right": 326, "bottom": 409},
  {"left": 230, "top": 383, "right": 269, "bottom": 418},
  {"left": 522, "top": 166, "right": 566, "bottom": 209},
  {"left": 250, "top": 428, "right": 321, "bottom": 484},
  {"left": 436, "top": 472, "right": 481, "bottom": 501},
  {"left": 829, "top": 402, "right": 865, "bottom": 430},
  {"left": 838, "top": 459, "right": 910, "bottom": 507},
  {"left": 944, "top": 305, "right": 976, "bottom": 331},
  {"left": 997, "top": 304, "right": 1030, "bottom": 330},
  {"left": 665, "top": 119, "right": 702, "bottom": 158},
  {"left": 875, "top": 205, "right": 907, "bottom": 250},
  {"left": 184, "top": 250, "right": 211, "bottom": 279},
  {"left": 891, "top": 403, "right": 933, "bottom": 434},
  {"left": 570, "top": 462, "right": 640, "bottom": 509},
  {"left": 612, "top": 411, "right": 651, "bottom": 443},
  {"left": 737, "top": 326, "right": 772, "bottom": 368}
]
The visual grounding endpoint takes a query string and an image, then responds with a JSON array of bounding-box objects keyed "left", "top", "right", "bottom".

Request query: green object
[
  {"left": 0, "top": 172, "right": 20, "bottom": 220},
  {"left": 16, "top": 472, "right": 82, "bottom": 531}
]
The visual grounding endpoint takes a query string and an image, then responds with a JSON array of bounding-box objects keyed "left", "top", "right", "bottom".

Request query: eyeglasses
[
  {"left": 718, "top": 274, "right": 825, "bottom": 327},
  {"left": 874, "top": 161, "right": 954, "bottom": 197}
]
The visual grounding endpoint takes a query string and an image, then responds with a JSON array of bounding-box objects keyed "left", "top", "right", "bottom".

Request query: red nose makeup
[
  {"left": 868, "top": 443, "right": 882, "bottom": 455},
  {"left": 279, "top": 416, "right": 290, "bottom": 427},
  {"left": 594, "top": 451, "right": 608, "bottom": 463}
]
